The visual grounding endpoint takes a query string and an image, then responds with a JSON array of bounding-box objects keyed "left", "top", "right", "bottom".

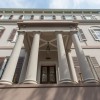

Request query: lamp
[{"left": 45, "top": 42, "right": 51, "bottom": 60}]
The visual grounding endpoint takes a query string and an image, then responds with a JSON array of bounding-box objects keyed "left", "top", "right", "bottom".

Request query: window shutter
[
  {"left": 53, "top": 15, "right": 56, "bottom": 20},
  {"left": 0, "top": 57, "right": 5, "bottom": 70},
  {"left": 41, "top": 15, "right": 44, "bottom": 20},
  {"left": 9, "top": 15, "right": 13, "bottom": 20},
  {"left": 72, "top": 57, "right": 83, "bottom": 82},
  {"left": 89, "top": 29, "right": 99, "bottom": 40},
  {"left": 31, "top": 15, "right": 34, "bottom": 20},
  {"left": 13, "top": 57, "right": 24, "bottom": 83},
  {"left": 79, "top": 29, "right": 87, "bottom": 41},
  {"left": 8, "top": 29, "right": 17, "bottom": 41},
  {"left": 72, "top": 57, "right": 79, "bottom": 67},
  {"left": 19, "top": 15, "right": 23, "bottom": 20},
  {"left": 90, "top": 57, "right": 100, "bottom": 79},
  {"left": 0, "top": 29, "right": 5, "bottom": 38}
]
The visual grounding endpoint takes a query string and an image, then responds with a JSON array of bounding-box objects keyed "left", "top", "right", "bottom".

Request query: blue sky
[{"left": 0, "top": 0, "right": 100, "bottom": 9}]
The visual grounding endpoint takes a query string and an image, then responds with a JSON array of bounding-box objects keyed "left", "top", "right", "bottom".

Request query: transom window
[{"left": 40, "top": 66, "right": 56, "bottom": 84}]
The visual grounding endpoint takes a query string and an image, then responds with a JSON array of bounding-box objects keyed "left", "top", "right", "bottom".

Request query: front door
[{"left": 40, "top": 66, "right": 56, "bottom": 84}]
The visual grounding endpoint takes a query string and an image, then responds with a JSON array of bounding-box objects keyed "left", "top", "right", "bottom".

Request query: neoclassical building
[{"left": 0, "top": 9, "right": 100, "bottom": 100}]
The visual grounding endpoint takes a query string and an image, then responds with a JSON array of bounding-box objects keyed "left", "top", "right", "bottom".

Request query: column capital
[
  {"left": 33, "top": 31, "right": 41, "bottom": 35},
  {"left": 55, "top": 31, "right": 63, "bottom": 35},
  {"left": 66, "top": 49, "right": 71, "bottom": 53}
]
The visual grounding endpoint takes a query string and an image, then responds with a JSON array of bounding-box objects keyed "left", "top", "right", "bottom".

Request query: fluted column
[
  {"left": 19, "top": 52, "right": 29, "bottom": 83},
  {"left": 67, "top": 50, "right": 78, "bottom": 83},
  {"left": 0, "top": 33, "right": 24, "bottom": 84},
  {"left": 24, "top": 33, "right": 40, "bottom": 84},
  {"left": 57, "top": 33, "right": 72, "bottom": 84},
  {"left": 72, "top": 33, "right": 96, "bottom": 83}
]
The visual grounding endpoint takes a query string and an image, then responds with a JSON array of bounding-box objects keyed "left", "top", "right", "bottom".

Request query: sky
[{"left": 0, "top": 0, "right": 100, "bottom": 9}]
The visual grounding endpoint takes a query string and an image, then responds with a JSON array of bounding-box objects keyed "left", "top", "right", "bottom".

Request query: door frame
[{"left": 37, "top": 61, "right": 58, "bottom": 84}]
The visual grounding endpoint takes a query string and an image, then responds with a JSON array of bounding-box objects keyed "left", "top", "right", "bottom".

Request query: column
[
  {"left": 19, "top": 52, "right": 29, "bottom": 83},
  {"left": 0, "top": 33, "right": 24, "bottom": 84},
  {"left": 24, "top": 33, "right": 40, "bottom": 84},
  {"left": 67, "top": 50, "right": 78, "bottom": 83},
  {"left": 72, "top": 33, "right": 96, "bottom": 83},
  {"left": 57, "top": 33, "right": 72, "bottom": 84}
]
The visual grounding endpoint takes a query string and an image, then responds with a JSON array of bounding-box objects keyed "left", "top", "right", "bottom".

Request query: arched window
[{"left": 89, "top": 26, "right": 100, "bottom": 41}]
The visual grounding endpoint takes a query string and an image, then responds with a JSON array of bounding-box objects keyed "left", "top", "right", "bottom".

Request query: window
[
  {"left": 82, "top": 15, "right": 95, "bottom": 20},
  {"left": 23, "top": 15, "right": 31, "bottom": 20},
  {"left": 44, "top": 15, "right": 53, "bottom": 20},
  {"left": 12, "top": 15, "right": 20, "bottom": 20},
  {"left": 0, "top": 26, "right": 5, "bottom": 38},
  {"left": 40, "top": 66, "right": 56, "bottom": 84},
  {"left": 3, "top": 15, "right": 10, "bottom": 20},
  {"left": 77, "top": 28, "right": 87, "bottom": 41},
  {"left": 72, "top": 57, "right": 83, "bottom": 82},
  {"left": 73, "top": 56, "right": 100, "bottom": 82},
  {"left": 86, "top": 56, "right": 100, "bottom": 80},
  {"left": 41, "top": 15, "right": 54, "bottom": 20},
  {"left": 89, "top": 27, "right": 100, "bottom": 40},
  {"left": 19, "top": 15, "right": 23, "bottom": 20},
  {"left": 0, "top": 57, "right": 8, "bottom": 78},
  {"left": 13, "top": 57, "right": 24, "bottom": 83},
  {"left": 8, "top": 28, "right": 18, "bottom": 42},
  {"left": 0, "top": 15, "right": 2, "bottom": 19},
  {"left": 63, "top": 15, "right": 74, "bottom": 20}
]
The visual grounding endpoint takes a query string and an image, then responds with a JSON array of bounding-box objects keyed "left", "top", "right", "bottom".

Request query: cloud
[
  {"left": 49, "top": 0, "right": 71, "bottom": 9},
  {"left": 0, "top": 0, "right": 37, "bottom": 8},
  {"left": 49, "top": 0, "right": 100, "bottom": 9}
]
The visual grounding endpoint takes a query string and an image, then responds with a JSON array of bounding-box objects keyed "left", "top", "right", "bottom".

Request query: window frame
[{"left": 89, "top": 26, "right": 100, "bottom": 41}]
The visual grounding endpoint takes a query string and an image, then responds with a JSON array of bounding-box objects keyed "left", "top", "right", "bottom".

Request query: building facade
[{"left": 0, "top": 9, "right": 100, "bottom": 100}]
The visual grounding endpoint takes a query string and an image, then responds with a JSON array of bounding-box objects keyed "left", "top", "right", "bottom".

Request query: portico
[{"left": 0, "top": 21, "right": 97, "bottom": 85}]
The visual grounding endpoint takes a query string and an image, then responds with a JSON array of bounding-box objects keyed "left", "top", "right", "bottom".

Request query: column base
[
  {"left": 23, "top": 80, "right": 37, "bottom": 84},
  {"left": 83, "top": 78, "right": 99, "bottom": 84},
  {"left": 59, "top": 79, "right": 73, "bottom": 84},
  {"left": 0, "top": 80, "right": 12, "bottom": 85}
]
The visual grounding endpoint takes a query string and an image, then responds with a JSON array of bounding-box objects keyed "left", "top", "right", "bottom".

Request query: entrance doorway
[{"left": 40, "top": 66, "right": 56, "bottom": 84}]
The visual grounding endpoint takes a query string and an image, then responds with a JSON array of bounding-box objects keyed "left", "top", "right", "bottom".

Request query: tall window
[
  {"left": 8, "top": 28, "right": 18, "bottom": 42},
  {"left": 77, "top": 28, "right": 87, "bottom": 41},
  {"left": 89, "top": 26, "right": 100, "bottom": 41},
  {"left": 0, "top": 26, "right": 5, "bottom": 38}
]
